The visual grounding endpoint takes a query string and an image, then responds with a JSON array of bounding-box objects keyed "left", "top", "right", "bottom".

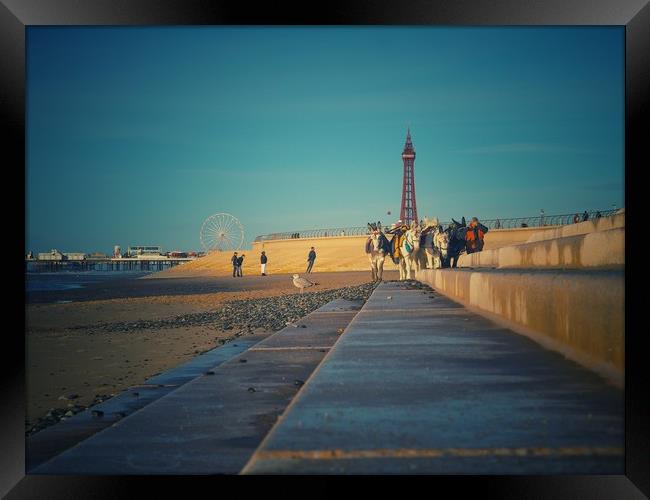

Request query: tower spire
[
  {"left": 400, "top": 128, "right": 418, "bottom": 226},
  {"left": 405, "top": 127, "right": 412, "bottom": 147}
]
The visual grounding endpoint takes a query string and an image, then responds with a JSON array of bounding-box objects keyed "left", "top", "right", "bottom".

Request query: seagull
[{"left": 292, "top": 274, "right": 318, "bottom": 293}]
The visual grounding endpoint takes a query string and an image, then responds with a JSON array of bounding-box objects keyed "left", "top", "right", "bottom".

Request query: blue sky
[{"left": 26, "top": 27, "right": 624, "bottom": 253}]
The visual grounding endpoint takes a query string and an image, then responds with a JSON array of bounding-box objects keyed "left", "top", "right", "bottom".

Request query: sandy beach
[{"left": 26, "top": 271, "right": 392, "bottom": 434}]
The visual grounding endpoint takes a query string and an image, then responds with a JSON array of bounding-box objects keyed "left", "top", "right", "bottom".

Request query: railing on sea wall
[
  {"left": 473, "top": 208, "right": 620, "bottom": 230},
  {"left": 254, "top": 227, "right": 370, "bottom": 242},
  {"left": 253, "top": 209, "right": 621, "bottom": 242}
]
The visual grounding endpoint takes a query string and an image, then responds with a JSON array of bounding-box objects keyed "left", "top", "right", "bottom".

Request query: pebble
[
  {"left": 71, "top": 281, "right": 379, "bottom": 335},
  {"left": 26, "top": 393, "right": 113, "bottom": 437}
]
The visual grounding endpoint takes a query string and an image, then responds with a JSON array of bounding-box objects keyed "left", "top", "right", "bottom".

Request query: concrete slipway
[{"left": 31, "top": 299, "right": 362, "bottom": 474}]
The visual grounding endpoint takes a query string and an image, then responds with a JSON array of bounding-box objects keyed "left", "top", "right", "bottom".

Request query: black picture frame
[{"left": 4, "top": 0, "right": 648, "bottom": 497}]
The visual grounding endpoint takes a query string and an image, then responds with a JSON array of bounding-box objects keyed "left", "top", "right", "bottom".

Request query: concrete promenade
[
  {"left": 243, "top": 281, "right": 623, "bottom": 474},
  {"left": 32, "top": 299, "right": 362, "bottom": 474}
]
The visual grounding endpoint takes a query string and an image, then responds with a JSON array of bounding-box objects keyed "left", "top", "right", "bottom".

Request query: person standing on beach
[
  {"left": 260, "top": 251, "right": 268, "bottom": 276},
  {"left": 231, "top": 252, "right": 238, "bottom": 277},
  {"left": 306, "top": 247, "right": 316, "bottom": 273},
  {"left": 236, "top": 254, "right": 245, "bottom": 277}
]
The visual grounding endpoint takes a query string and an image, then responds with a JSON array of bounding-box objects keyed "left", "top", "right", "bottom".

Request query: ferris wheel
[{"left": 200, "top": 213, "right": 244, "bottom": 253}]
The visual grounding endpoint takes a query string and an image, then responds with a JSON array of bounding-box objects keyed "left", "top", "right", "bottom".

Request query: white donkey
[
  {"left": 365, "top": 222, "right": 390, "bottom": 282},
  {"left": 398, "top": 221, "right": 421, "bottom": 280},
  {"left": 434, "top": 229, "right": 450, "bottom": 268}
]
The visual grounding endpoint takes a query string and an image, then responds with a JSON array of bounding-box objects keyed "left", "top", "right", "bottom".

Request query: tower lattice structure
[{"left": 400, "top": 128, "right": 418, "bottom": 226}]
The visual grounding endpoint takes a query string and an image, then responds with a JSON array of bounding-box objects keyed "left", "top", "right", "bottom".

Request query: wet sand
[
  {"left": 27, "top": 271, "right": 382, "bottom": 304},
  {"left": 26, "top": 271, "right": 393, "bottom": 432}
]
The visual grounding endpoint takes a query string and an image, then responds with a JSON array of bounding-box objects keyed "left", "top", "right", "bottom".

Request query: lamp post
[{"left": 540, "top": 209, "right": 545, "bottom": 226}]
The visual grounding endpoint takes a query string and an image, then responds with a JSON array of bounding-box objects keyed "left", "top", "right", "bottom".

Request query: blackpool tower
[{"left": 400, "top": 128, "right": 418, "bottom": 226}]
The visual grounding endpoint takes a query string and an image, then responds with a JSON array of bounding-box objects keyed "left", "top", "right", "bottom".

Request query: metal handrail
[
  {"left": 253, "top": 209, "right": 621, "bottom": 242},
  {"left": 253, "top": 227, "right": 369, "bottom": 242}
]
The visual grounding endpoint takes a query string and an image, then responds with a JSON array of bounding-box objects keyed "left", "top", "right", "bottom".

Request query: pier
[{"left": 25, "top": 257, "right": 196, "bottom": 272}]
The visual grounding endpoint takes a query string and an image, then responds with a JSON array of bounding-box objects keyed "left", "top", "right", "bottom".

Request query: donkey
[
  {"left": 398, "top": 221, "right": 421, "bottom": 280},
  {"left": 420, "top": 216, "right": 444, "bottom": 269},
  {"left": 434, "top": 229, "right": 450, "bottom": 268},
  {"left": 385, "top": 222, "right": 407, "bottom": 280},
  {"left": 365, "top": 222, "right": 390, "bottom": 282},
  {"left": 444, "top": 218, "right": 468, "bottom": 268}
]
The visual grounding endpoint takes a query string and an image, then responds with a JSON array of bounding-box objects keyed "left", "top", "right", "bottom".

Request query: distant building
[
  {"left": 127, "top": 245, "right": 162, "bottom": 257},
  {"left": 113, "top": 245, "right": 122, "bottom": 258},
  {"left": 38, "top": 249, "right": 64, "bottom": 261},
  {"left": 89, "top": 252, "right": 109, "bottom": 259},
  {"left": 64, "top": 252, "right": 87, "bottom": 261}
]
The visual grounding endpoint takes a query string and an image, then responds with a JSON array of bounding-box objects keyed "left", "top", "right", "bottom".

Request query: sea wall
[
  {"left": 457, "top": 228, "right": 624, "bottom": 269},
  {"left": 416, "top": 212, "right": 625, "bottom": 387}
]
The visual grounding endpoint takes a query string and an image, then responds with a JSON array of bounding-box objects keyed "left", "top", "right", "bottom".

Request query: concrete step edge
[
  {"left": 239, "top": 285, "right": 385, "bottom": 474},
  {"left": 459, "top": 227, "right": 624, "bottom": 269}
]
